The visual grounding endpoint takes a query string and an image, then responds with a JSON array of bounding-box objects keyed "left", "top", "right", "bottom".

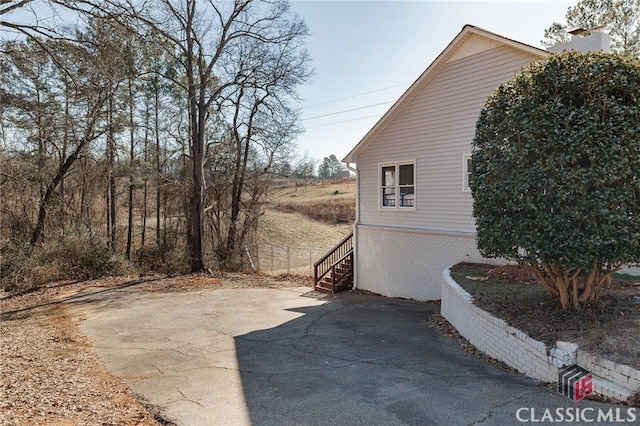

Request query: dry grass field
[
  {"left": 255, "top": 179, "right": 355, "bottom": 275},
  {"left": 269, "top": 179, "right": 356, "bottom": 204}
]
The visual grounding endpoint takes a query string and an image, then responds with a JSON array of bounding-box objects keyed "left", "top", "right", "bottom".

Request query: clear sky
[{"left": 289, "top": 0, "right": 576, "bottom": 164}]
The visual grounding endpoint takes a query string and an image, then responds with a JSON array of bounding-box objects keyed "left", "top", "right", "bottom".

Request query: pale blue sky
[{"left": 289, "top": 0, "right": 576, "bottom": 164}]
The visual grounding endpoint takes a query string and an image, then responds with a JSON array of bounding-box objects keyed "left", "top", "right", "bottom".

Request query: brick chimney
[{"left": 547, "top": 27, "right": 611, "bottom": 53}]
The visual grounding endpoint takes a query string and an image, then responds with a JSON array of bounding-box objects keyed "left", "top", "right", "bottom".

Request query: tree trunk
[
  {"left": 189, "top": 107, "right": 205, "bottom": 271},
  {"left": 60, "top": 80, "right": 70, "bottom": 238},
  {"left": 80, "top": 156, "right": 88, "bottom": 231},
  {"left": 184, "top": 1, "right": 204, "bottom": 273},
  {"left": 30, "top": 147, "right": 84, "bottom": 246},
  {"left": 141, "top": 102, "right": 149, "bottom": 248},
  {"left": 126, "top": 79, "right": 135, "bottom": 260},
  {"left": 225, "top": 134, "right": 251, "bottom": 270},
  {"left": 154, "top": 81, "right": 162, "bottom": 250},
  {"left": 532, "top": 261, "right": 622, "bottom": 311},
  {"left": 106, "top": 103, "right": 116, "bottom": 251}
]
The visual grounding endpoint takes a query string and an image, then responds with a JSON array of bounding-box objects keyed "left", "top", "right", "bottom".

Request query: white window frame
[
  {"left": 462, "top": 153, "right": 472, "bottom": 192},
  {"left": 379, "top": 160, "right": 416, "bottom": 211}
]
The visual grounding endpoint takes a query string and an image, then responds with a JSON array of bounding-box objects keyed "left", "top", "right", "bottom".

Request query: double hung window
[
  {"left": 462, "top": 153, "right": 472, "bottom": 192},
  {"left": 380, "top": 162, "right": 415, "bottom": 209}
]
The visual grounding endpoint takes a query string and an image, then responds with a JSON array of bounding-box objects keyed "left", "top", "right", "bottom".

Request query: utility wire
[
  {"left": 305, "top": 114, "right": 382, "bottom": 129},
  {"left": 302, "top": 100, "right": 394, "bottom": 121},
  {"left": 303, "top": 82, "right": 411, "bottom": 109}
]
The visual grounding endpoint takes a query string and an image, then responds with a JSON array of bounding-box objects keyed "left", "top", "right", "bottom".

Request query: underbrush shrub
[
  {"left": 58, "top": 234, "right": 124, "bottom": 279},
  {"left": 1, "top": 242, "right": 35, "bottom": 292},
  {"left": 274, "top": 198, "right": 355, "bottom": 224},
  {"left": 0, "top": 235, "right": 125, "bottom": 293},
  {"left": 136, "top": 244, "right": 189, "bottom": 275}
]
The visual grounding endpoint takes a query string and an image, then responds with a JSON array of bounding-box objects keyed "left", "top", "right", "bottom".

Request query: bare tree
[
  {"left": 210, "top": 26, "right": 310, "bottom": 268},
  {"left": 3, "top": 0, "right": 311, "bottom": 275},
  {"left": 111, "top": 0, "right": 311, "bottom": 272}
]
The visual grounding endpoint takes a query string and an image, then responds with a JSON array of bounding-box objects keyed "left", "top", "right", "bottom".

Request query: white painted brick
[
  {"left": 358, "top": 226, "right": 484, "bottom": 300},
  {"left": 607, "top": 370, "right": 639, "bottom": 392},
  {"left": 612, "top": 363, "right": 640, "bottom": 383},
  {"left": 556, "top": 341, "right": 578, "bottom": 353},
  {"left": 441, "top": 269, "right": 639, "bottom": 402},
  {"left": 549, "top": 357, "right": 567, "bottom": 368}
]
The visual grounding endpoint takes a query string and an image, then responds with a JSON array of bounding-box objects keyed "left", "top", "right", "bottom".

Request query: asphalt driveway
[{"left": 63, "top": 284, "right": 620, "bottom": 425}]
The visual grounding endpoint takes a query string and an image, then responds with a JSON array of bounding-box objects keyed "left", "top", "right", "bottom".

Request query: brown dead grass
[
  {"left": 271, "top": 198, "right": 355, "bottom": 225},
  {"left": 268, "top": 180, "right": 356, "bottom": 225},
  {"left": 270, "top": 179, "right": 356, "bottom": 204},
  {"left": 257, "top": 209, "right": 351, "bottom": 249}
]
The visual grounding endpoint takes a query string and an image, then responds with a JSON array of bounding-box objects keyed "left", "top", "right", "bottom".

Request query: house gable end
[
  {"left": 448, "top": 33, "right": 505, "bottom": 62},
  {"left": 343, "top": 25, "right": 549, "bottom": 164}
]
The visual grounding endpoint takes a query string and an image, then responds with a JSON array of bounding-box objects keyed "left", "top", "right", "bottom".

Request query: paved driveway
[{"left": 64, "top": 285, "right": 619, "bottom": 425}]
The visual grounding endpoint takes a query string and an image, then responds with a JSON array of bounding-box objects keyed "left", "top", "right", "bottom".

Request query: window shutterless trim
[{"left": 462, "top": 153, "right": 472, "bottom": 192}]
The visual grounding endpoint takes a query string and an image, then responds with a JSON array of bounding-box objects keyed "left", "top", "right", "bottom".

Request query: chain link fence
[{"left": 244, "top": 244, "right": 329, "bottom": 276}]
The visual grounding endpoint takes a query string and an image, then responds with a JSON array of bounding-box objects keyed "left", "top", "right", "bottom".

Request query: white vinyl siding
[{"left": 356, "top": 45, "right": 542, "bottom": 234}]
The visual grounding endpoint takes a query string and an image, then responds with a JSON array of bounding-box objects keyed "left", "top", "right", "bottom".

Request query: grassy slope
[
  {"left": 255, "top": 180, "right": 355, "bottom": 274},
  {"left": 269, "top": 180, "right": 356, "bottom": 204}
]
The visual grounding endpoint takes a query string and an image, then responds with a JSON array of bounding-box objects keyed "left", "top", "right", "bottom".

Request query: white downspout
[{"left": 346, "top": 160, "right": 359, "bottom": 290}]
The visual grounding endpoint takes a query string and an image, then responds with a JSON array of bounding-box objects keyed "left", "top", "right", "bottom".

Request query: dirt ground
[
  {"left": 0, "top": 273, "right": 311, "bottom": 426},
  {"left": 449, "top": 263, "right": 640, "bottom": 371}
]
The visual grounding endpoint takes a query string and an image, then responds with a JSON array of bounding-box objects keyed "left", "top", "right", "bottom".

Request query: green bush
[{"left": 471, "top": 51, "right": 640, "bottom": 311}]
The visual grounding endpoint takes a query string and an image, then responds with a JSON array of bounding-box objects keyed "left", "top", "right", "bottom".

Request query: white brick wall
[
  {"left": 355, "top": 225, "right": 494, "bottom": 300},
  {"left": 441, "top": 272, "right": 561, "bottom": 382},
  {"left": 546, "top": 31, "right": 611, "bottom": 54},
  {"left": 441, "top": 269, "right": 640, "bottom": 402},
  {"left": 578, "top": 352, "right": 640, "bottom": 401}
]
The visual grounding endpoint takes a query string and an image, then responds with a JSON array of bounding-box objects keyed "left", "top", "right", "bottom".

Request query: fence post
[
  {"left": 244, "top": 246, "right": 255, "bottom": 272},
  {"left": 256, "top": 245, "right": 260, "bottom": 272},
  {"left": 270, "top": 244, "right": 274, "bottom": 274},
  {"left": 286, "top": 246, "right": 290, "bottom": 274}
]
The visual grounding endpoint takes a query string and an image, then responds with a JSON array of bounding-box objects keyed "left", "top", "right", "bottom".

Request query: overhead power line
[
  {"left": 303, "top": 82, "right": 410, "bottom": 109},
  {"left": 305, "top": 114, "right": 382, "bottom": 129},
  {"left": 302, "top": 100, "right": 394, "bottom": 121}
]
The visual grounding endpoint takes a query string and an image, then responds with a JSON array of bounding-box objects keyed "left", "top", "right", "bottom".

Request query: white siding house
[{"left": 342, "top": 25, "right": 609, "bottom": 300}]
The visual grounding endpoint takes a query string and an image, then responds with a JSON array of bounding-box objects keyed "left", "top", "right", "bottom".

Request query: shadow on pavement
[
  {"left": 233, "top": 291, "right": 554, "bottom": 425},
  {"left": 1, "top": 277, "right": 165, "bottom": 320}
]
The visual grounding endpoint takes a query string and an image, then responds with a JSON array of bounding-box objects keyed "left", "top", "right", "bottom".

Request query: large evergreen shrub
[{"left": 471, "top": 51, "right": 640, "bottom": 310}]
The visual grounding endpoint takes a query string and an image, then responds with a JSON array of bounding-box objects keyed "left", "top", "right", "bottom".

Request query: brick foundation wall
[{"left": 355, "top": 225, "right": 492, "bottom": 300}]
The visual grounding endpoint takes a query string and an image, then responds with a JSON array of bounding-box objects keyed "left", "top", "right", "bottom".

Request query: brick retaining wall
[{"left": 441, "top": 268, "right": 640, "bottom": 402}]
